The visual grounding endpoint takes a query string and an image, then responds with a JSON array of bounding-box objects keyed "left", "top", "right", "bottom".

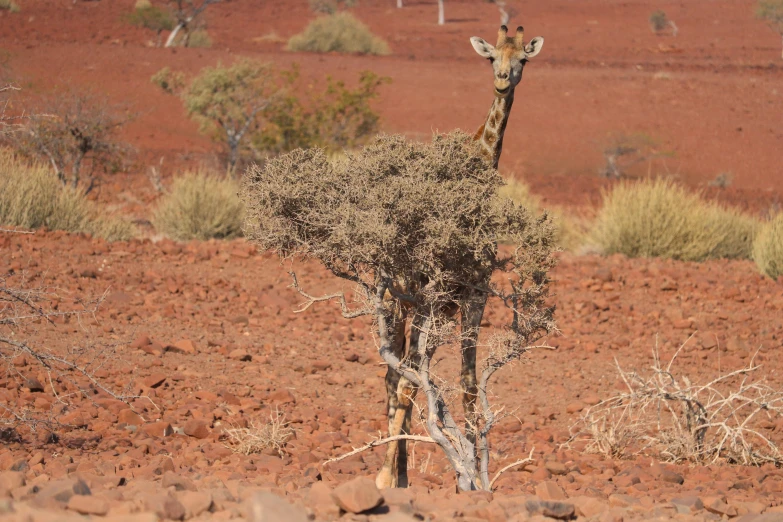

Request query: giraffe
[{"left": 376, "top": 24, "right": 544, "bottom": 489}]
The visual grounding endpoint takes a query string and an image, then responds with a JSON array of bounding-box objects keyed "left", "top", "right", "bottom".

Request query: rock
[
  {"left": 671, "top": 496, "right": 704, "bottom": 515},
  {"left": 571, "top": 496, "right": 608, "bottom": 518},
  {"left": 305, "top": 482, "right": 340, "bottom": 519},
  {"left": 141, "top": 422, "right": 173, "bottom": 438},
  {"left": 525, "top": 499, "right": 575, "bottom": 520},
  {"left": 544, "top": 461, "right": 569, "bottom": 476},
  {"left": 659, "top": 470, "right": 684, "bottom": 485},
  {"left": 131, "top": 334, "right": 151, "bottom": 350},
  {"left": 67, "top": 494, "right": 109, "bottom": 516},
  {"left": 228, "top": 349, "right": 252, "bottom": 361},
  {"left": 162, "top": 472, "right": 197, "bottom": 492},
  {"left": 0, "top": 471, "right": 26, "bottom": 495},
  {"left": 245, "top": 491, "right": 309, "bottom": 522},
  {"left": 331, "top": 476, "right": 384, "bottom": 514},
  {"left": 143, "top": 373, "right": 167, "bottom": 389},
  {"left": 178, "top": 490, "right": 213, "bottom": 519},
  {"left": 36, "top": 478, "right": 91, "bottom": 504},
  {"left": 267, "top": 390, "right": 295, "bottom": 404},
  {"left": 535, "top": 481, "right": 567, "bottom": 501},
  {"left": 608, "top": 494, "right": 639, "bottom": 508},
  {"left": 144, "top": 494, "right": 186, "bottom": 521},
  {"left": 703, "top": 496, "right": 737, "bottom": 517},
  {"left": 183, "top": 419, "right": 210, "bottom": 439},
  {"left": 117, "top": 409, "right": 143, "bottom": 426},
  {"left": 565, "top": 402, "right": 584, "bottom": 414},
  {"left": 24, "top": 378, "right": 44, "bottom": 392},
  {"left": 168, "top": 339, "right": 197, "bottom": 355}
]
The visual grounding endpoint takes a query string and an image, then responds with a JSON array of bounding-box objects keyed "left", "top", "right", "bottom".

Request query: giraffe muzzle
[{"left": 494, "top": 85, "right": 511, "bottom": 97}]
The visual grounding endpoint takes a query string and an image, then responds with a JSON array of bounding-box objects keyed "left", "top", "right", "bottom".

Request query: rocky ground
[{"left": 1, "top": 231, "right": 782, "bottom": 521}]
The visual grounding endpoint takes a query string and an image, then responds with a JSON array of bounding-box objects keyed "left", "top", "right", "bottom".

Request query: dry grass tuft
[
  {"left": 0, "top": 149, "right": 134, "bottom": 241},
  {"left": 589, "top": 178, "right": 759, "bottom": 261},
  {"left": 153, "top": 170, "right": 244, "bottom": 241},
  {"left": 223, "top": 409, "right": 293, "bottom": 456},
  {"left": 571, "top": 338, "right": 783, "bottom": 465},
  {"left": 287, "top": 12, "right": 390, "bottom": 55},
  {"left": 753, "top": 213, "right": 783, "bottom": 281}
]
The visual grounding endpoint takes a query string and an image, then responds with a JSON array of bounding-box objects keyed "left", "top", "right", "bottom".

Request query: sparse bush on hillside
[
  {"left": 287, "top": 12, "right": 390, "bottom": 55},
  {"left": 0, "top": 149, "right": 135, "bottom": 241},
  {"left": 649, "top": 10, "right": 677, "bottom": 35},
  {"left": 242, "top": 131, "right": 557, "bottom": 491},
  {"left": 309, "top": 0, "right": 357, "bottom": 15},
  {"left": 164, "top": 0, "right": 221, "bottom": 48},
  {"left": 0, "top": 0, "right": 20, "bottom": 13},
  {"left": 753, "top": 213, "right": 783, "bottom": 280},
  {"left": 153, "top": 61, "right": 388, "bottom": 169},
  {"left": 184, "top": 28, "right": 212, "bottom": 48},
  {"left": 11, "top": 92, "right": 132, "bottom": 194},
  {"left": 153, "top": 170, "right": 244, "bottom": 241},
  {"left": 123, "top": 2, "right": 175, "bottom": 46},
  {"left": 590, "top": 178, "right": 760, "bottom": 262},
  {"left": 756, "top": 0, "right": 783, "bottom": 58}
]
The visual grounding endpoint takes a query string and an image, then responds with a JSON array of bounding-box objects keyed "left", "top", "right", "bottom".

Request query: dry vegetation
[
  {"left": 571, "top": 340, "right": 783, "bottom": 466},
  {"left": 0, "top": 150, "right": 134, "bottom": 241},
  {"left": 222, "top": 408, "right": 293, "bottom": 457},
  {"left": 589, "top": 178, "right": 759, "bottom": 262},
  {"left": 753, "top": 212, "right": 783, "bottom": 280},
  {"left": 152, "top": 169, "right": 244, "bottom": 241},
  {"left": 242, "top": 131, "right": 557, "bottom": 491},
  {"left": 287, "top": 12, "right": 390, "bottom": 55}
]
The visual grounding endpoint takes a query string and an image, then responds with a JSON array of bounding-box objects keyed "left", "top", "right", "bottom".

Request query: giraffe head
[{"left": 470, "top": 25, "right": 544, "bottom": 98}]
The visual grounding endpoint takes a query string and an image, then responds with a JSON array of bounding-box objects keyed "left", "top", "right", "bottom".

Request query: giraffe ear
[
  {"left": 524, "top": 36, "right": 544, "bottom": 58},
  {"left": 470, "top": 37, "right": 495, "bottom": 59}
]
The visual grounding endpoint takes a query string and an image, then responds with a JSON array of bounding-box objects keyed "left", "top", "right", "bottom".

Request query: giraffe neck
[{"left": 474, "top": 90, "right": 514, "bottom": 169}]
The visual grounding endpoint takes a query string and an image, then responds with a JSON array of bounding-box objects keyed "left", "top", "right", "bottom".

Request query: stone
[
  {"left": 228, "top": 349, "right": 252, "bottom": 361},
  {"left": 162, "top": 472, "right": 197, "bottom": 492},
  {"left": 36, "top": 478, "right": 91, "bottom": 504},
  {"left": 671, "top": 496, "right": 704, "bottom": 515},
  {"left": 143, "top": 373, "right": 167, "bottom": 389},
  {"left": 0, "top": 471, "right": 26, "bottom": 495},
  {"left": 608, "top": 494, "right": 639, "bottom": 508},
  {"left": 67, "top": 494, "right": 109, "bottom": 516},
  {"left": 305, "top": 482, "right": 340, "bottom": 519},
  {"left": 183, "top": 419, "right": 210, "bottom": 439},
  {"left": 565, "top": 402, "right": 584, "bottom": 414},
  {"left": 571, "top": 496, "right": 608, "bottom": 518},
  {"left": 178, "top": 490, "right": 213, "bottom": 519},
  {"left": 117, "top": 409, "right": 143, "bottom": 426},
  {"left": 703, "top": 496, "right": 737, "bottom": 517},
  {"left": 245, "top": 491, "right": 309, "bottom": 522},
  {"left": 141, "top": 422, "right": 173, "bottom": 438},
  {"left": 535, "top": 481, "right": 567, "bottom": 501},
  {"left": 331, "top": 476, "right": 384, "bottom": 514},
  {"left": 659, "top": 470, "right": 684, "bottom": 485},
  {"left": 168, "top": 339, "right": 197, "bottom": 355},
  {"left": 144, "top": 494, "right": 186, "bottom": 521},
  {"left": 525, "top": 499, "right": 575, "bottom": 520},
  {"left": 544, "top": 461, "right": 568, "bottom": 476}
]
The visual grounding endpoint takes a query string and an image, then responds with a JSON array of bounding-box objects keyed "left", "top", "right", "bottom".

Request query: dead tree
[
  {"left": 241, "top": 132, "right": 557, "bottom": 491},
  {"left": 164, "top": 0, "right": 220, "bottom": 48}
]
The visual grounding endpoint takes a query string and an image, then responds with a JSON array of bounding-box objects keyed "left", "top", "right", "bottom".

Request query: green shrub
[
  {"left": 753, "top": 213, "right": 783, "bottom": 280},
  {"left": 123, "top": 2, "right": 174, "bottom": 46},
  {"left": 287, "top": 12, "right": 390, "bottom": 55},
  {"left": 185, "top": 29, "right": 212, "bottom": 48},
  {"left": 649, "top": 10, "right": 669, "bottom": 32},
  {"left": 0, "top": 0, "right": 20, "bottom": 13},
  {"left": 589, "top": 178, "right": 760, "bottom": 262},
  {"left": 153, "top": 170, "right": 244, "bottom": 240},
  {"left": 0, "top": 150, "right": 135, "bottom": 241}
]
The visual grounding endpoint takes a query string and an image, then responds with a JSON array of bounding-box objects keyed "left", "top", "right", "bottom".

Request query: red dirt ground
[{"left": 1, "top": 1, "right": 783, "bottom": 521}]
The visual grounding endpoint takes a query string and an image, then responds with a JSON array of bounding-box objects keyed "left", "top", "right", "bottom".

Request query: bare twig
[
  {"left": 489, "top": 446, "right": 535, "bottom": 490},
  {"left": 323, "top": 433, "right": 437, "bottom": 465}
]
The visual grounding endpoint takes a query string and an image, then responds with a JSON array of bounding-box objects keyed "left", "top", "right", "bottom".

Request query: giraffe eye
[{"left": 488, "top": 57, "right": 495, "bottom": 64}]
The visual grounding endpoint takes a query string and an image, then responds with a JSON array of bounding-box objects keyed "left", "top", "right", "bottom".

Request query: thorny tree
[
  {"left": 12, "top": 92, "right": 131, "bottom": 194},
  {"left": 241, "top": 132, "right": 557, "bottom": 491},
  {"left": 164, "top": 0, "right": 221, "bottom": 48}
]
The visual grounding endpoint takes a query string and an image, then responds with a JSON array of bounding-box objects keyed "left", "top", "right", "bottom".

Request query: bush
[
  {"left": 287, "top": 12, "right": 390, "bottom": 55},
  {"left": 753, "top": 213, "right": 783, "bottom": 280},
  {"left": 123, "top": 4, "right": 174, "bottom": 33},
  {"left": 0, "top": 149, "right": 135, "bottom": 241},
  {"left": 589, "top": 178, "right": 759, "bottom": 262},
  {"left": 649, "top": 10, "right": 669, "bottom": 32},
  {"left": 185, "top": 29, "right": 212, "bottom": 48},
  {"left": 153, "top": 170, "right": 244, "bottom": 241},
  {"left": 0, "top": 0, "right": 20, "bottom": 13}
]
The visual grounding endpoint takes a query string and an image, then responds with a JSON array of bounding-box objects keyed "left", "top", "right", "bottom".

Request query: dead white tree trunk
[
  {"left": 164, "top": 0, "right": 220, "bottom": 48},
  {"left": 397, "top": 0, "right": 403, "bottom": 7},
  {"left": 438, "top": 0, "right": 445, "bottom": 25}
]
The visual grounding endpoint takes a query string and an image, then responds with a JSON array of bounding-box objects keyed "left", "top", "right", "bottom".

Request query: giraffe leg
[
  {"left": 461, "top": 293, "right": 487, "bottom": 450},
  {"left": 377, "top": 307, "right": 408, "bottom": 489}
]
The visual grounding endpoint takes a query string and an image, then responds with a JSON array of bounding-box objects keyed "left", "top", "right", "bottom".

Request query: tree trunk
[
  {"left": 437, "top": 0, "right": 444, "bottom": 25},
  {"left": 397, "top": 0, "right": 402, "bottom": 7},
  {"left": 165, "top": 22, "right": 185, "bottom": 48},
  {"left": 781, "top": 34, "right": 783, "bottom": 59}
]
